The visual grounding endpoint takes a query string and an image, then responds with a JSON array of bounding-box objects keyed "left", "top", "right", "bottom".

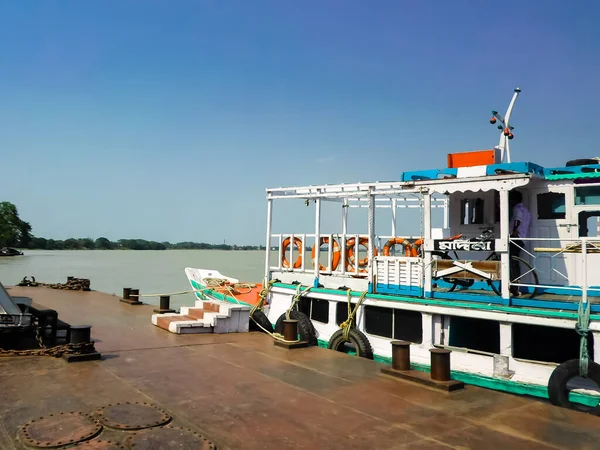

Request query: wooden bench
[{"left": 433, "top": 259, "right": 501, "bottom": 281}]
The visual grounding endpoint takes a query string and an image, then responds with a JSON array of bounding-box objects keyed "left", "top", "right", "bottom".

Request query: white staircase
[{"left": 151, "top": 299, "right": 251, "bottom": 334}]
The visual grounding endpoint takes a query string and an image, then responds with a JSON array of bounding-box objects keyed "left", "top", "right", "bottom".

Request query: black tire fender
[
  {"left": 274, "top": 310, "right": 317, "bottom": 345},
  {"left": 566, "top": 158, "right": 599, "bottom": 167},
  {"left": 249, "top": 309, "right": 273, "bottom": 333},
  {"left": 547, "top": 359, "right": 600, "bottom": 415},
  {"left": 328, "top": 328, "right": 374, "bottom": 359}
]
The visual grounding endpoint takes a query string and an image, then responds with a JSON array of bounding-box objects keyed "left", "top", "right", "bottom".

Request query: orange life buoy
[
  {"left": 345, "top": 237, "right": 378, "bottom": 272},
  {"left": 383, "top": 238, "right": 415, "bottom": 257},
  {"left": 311, "top": 237, "right": 341, "bottom": 271},
  {"left": 281, "top": 236, "right": 303, "bottom": 269}
]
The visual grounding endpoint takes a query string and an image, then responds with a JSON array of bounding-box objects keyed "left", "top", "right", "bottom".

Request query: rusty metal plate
[
  {"left": 71, "top": 440, "right": 125, "bottom": 449},
  {"left": 124, "top": 426, "right": 216, "bottom": 450},
  {"left": 18, "top": 412, "right": 102, "bottom": 448},
  {"left": 95, "top": 402, "right": 171, "bottom": 430}
]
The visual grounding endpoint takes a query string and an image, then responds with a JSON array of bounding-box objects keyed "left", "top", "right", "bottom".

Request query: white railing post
[
  {"left": 423, "top": 192, "right": 432, "bottom": 296},
  {"left": 341, "top": 200, "right": 348, "bottom": 275},
  {"left": 582, "top": 237, "right": 588, "bottom": 305},
  {"left": 278, "top": 235, "right": 282, "bottom": 270},
  {"left": 314, "top": 194, "right": 322, "bottom": 285},
  {"left": 265, "top": 199, "right": 273, "bottom": 279},
  {"left": 300, "top": 233, "right": 306, "bottom": 272},
  {"left": 368, "top": 191, "right": 375, "bottom": 284},
  {"left": 499, "top": 190, "right": 510, "bottom": 300}
]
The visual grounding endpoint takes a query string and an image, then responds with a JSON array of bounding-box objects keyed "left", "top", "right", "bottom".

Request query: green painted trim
[
  {"left": 275, "top": 283, "right": 600, "bottom": 321},
  {"left": 317, "top": 339, "right": 598, "bottom": 407},
  {"left": 546, "top": 172, "right": 600, "bottom": 180}
]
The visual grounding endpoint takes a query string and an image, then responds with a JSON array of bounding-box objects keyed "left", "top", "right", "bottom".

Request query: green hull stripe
[
  {"left": 275, "top": 283, "right": 599, "bottom": 321},
  {"left": 317, "top": 339, "right": 598, "bottom": 407}
]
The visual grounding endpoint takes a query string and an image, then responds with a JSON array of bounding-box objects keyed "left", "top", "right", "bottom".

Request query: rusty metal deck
[{"left": 1, "top": 286, "right": 599, "bottom": 449}]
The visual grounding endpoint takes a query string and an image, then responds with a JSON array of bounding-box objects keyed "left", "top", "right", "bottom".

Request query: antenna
[{"left": 488, "top": 87, "right": 521, "bottom": 163}]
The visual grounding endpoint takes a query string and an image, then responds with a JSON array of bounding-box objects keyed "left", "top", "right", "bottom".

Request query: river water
[{"left": 0, "top": 250, "right": 270, "bottom": 309}]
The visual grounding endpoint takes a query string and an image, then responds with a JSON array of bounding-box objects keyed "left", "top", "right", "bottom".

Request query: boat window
[
  {"left": 537, "top": 192, "right": 566, "bottom": 219},
  {"left": 512, "top": 323, "right": 594, "bottom": 364},
  {"left": 393, "top": 310, "right": 422, "bottom": 344},
  {"left": 310, "top": 299, "right": 329, "bottom": 324},
  {"left": 460, "top": 198, "right": 484, "bottom": 224},
  {"left": 364, "top": 305, "right": 393, "bottom": 338},
  {"left": 448, "top": 316, "right": 499, "bottom": 354},
  {"left": 336, "top": 301, "right": 357, "bottom": 325},
  {"left": 578, "top": 211, "right": 600, "bottom": 238},
  {"left": 575, "top": 186, "right": 600, "bottom": 205}
]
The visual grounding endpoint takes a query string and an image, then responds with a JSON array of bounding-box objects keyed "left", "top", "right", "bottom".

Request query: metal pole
[
  {"left": 314, "top": 195, "right": 322, "bottom": 285},
  {"left": 264, "top": 198, "right": 273, "bottom": 281},
  {"left": 341, "top": 199, "right": 348, "bottom": 275},
  {"left": 368, "top": 190, "right": 375, "bottom": 283},
  {"left": 423, "top": 192, "right": 432, "bottom": 296},
  {"left": 499, "top": 190, "right": 510, "bottom": 300}
]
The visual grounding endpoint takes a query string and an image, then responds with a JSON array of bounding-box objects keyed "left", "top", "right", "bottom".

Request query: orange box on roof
[{"left": 447, "top": 149, "right": 498, "bottom": 168}]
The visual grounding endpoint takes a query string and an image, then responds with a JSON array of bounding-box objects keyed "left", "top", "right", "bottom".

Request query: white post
[
  {"left": 368, "top": 190, "right": 375, "bottom": 285},
  {"left": 443, "top": 196, "right": 449, "bottom": 229},
  {"left": 264, "top": 198, "right": 273, "bottom": 281},
  {"left": 500, "top": 189, "right": 510, "bottom": 300},
  {"left": 341, "top": 199, "right": 348, "bottom": 274},
  {"left": 582, "top": 237, "right": 588, "bottom": 305},
  {"left": 423, "top": 192, "right": 432, "bottom": 296},
  {"left": 496, "top": 87, "right": 521, "bottom": 164},
  {"left": 391, "top": 198, "right": 397, "bottom": 237},
  {"left": 314, "top": 194, "right": 322, "bottom": 285}
]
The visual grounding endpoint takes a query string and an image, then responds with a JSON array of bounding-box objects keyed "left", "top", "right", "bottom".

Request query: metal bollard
[
  {"left": 122, "top": 287, "right": 131, "bottom": 300},
  {"left": 159, "top": 295, "right": 171, "bottom": 310},
  {"left": 70, "top": 325, "right": 92, "bottom": 345},
  {"left": 391, "top": 340, "right": 411, "bottom": 371},
  {"left": 282, "top": 319, "right": 299, "bottom": 341},
  {"left": 429, "top": 348, "right": 451, "bottom": 382},
  {"left": 130, "top": 288, "right": 140, "bottom": 302}
]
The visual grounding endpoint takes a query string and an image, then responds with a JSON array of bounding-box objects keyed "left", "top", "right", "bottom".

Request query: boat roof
[{"left": 267, "top": 159, "right": 600, "bottom": 200}]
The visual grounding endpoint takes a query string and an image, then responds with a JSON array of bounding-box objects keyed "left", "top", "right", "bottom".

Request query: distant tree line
[{"left": 0, "top": 201, "right": 264, "bottom": 251}]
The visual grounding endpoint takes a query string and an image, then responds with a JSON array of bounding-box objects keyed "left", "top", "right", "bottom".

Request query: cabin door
[{"left": 529, "top": 186, "right": 577, "bottom": 288}]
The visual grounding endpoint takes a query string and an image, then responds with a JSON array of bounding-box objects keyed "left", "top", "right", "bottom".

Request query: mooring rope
[
  {"left": 339, "top": 289, "right": 368, "bottom": 340},
  {"left": 576, "top": 298, "right": 591, "bottom": 377}
]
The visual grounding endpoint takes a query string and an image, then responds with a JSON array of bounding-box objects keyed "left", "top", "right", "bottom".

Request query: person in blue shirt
[{"left": 509, "top": 190, "right": 531, "bottom": 296}]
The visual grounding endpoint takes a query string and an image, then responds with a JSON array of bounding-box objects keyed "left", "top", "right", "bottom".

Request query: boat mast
[{"left": 490, "top": 87, "right": 521, "bottom": 163}]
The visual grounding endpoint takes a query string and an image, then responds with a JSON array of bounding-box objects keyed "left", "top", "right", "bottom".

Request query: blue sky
[{"left": 1, "top": 1, "right": 599, "bottom": 245}]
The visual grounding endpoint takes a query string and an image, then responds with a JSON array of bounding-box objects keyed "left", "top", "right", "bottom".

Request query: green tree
[
  {"left": 0, "top": 201, "right": 33, "bottom": 248},
  {"left": 94, "top": 237, "right": 113, "bottom": 249}
]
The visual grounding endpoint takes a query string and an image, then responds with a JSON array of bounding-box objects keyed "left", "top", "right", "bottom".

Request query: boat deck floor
[{"left": 1, "top": 286, "right": 599, "bottom": 450}]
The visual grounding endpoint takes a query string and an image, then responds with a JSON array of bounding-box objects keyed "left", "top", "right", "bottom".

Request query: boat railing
[
  {"left": 509, "top": 236, "right": 599, "bottom": 299},
  {"left": 269, "top": 233, "right": 421, "bottom": 276}
]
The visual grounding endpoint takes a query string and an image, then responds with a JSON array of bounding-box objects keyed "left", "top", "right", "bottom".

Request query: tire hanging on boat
[
  {"left": 274, "top": 310, "right": 317, "bottom": 345},
  {"left": 547, "top": 359, "right": 600, "bottom": 415},
  {"left": 249, "top": 310, "right": 274, "bottom": 333},
  {"left": 327, "top": 328, "right": 373, "bottom": 360}
]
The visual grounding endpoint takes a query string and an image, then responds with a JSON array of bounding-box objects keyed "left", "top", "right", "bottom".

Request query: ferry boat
[{"left": 184, "top": 88, "right": 600, "bottom": 414}]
